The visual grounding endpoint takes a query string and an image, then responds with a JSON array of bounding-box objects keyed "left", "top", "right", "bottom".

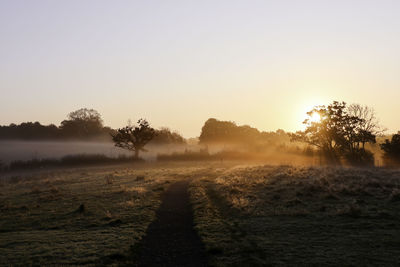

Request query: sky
[{"left": 1, "top": 0, "right": 399, "bottom": 137}]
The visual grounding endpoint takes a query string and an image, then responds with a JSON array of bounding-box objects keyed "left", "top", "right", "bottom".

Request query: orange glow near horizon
[{"left": 1, "top": 2, "right": 400, "bottom": 137}]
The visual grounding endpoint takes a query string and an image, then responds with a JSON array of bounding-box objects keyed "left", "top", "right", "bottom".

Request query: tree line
[
  {"left": 290, "top": 101, "right": 399, "bottom": 166},
  {"left": 0, "top": 108, "right": 185, "bottom": 144},
  {"left": 194, "top": 103, "right": 400, "bottom": 166},
  {"left": 193, "top": 102, "right": 400, "bottom": 167},
  {"left": 199, "top": 118, "right": 290, "bottom": 146},
  {"left": 0, "top": 108, "right": 111, "bottom": 140},
  {"left": 1, "top": 104, "right": 400, "bottom": 166}
]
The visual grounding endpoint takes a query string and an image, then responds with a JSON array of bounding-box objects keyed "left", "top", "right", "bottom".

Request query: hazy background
[
  {"left": 1, "top": 0, "right": 400, "bottom": 137},
  {"left": 0, "top": 141, "right": 194, "bottom": 164}
]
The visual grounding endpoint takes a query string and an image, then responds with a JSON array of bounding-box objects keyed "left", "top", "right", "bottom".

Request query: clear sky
[{"left": 1, "top": 0, "right": 399, "bottom": 137}]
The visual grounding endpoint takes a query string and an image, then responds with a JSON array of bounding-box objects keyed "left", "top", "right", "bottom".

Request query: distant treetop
[{"left": 199, "top": 118, "right": 289, "bottom": 145}]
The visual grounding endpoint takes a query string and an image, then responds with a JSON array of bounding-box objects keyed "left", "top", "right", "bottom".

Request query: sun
[
  {"left": 309, "top": 112, "right": 321, "bottom": 123},
  {"left": 296, "top": 98, "right": 327, "bottom": 130}
]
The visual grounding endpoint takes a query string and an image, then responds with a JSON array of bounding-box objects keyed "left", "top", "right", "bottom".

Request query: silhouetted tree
[
  {"left": 151, "top": 127, "right": 186, "bottom": 144},
  {"left": 290, "top": 101, "right": 376, "bottom": 166},
  {"left": 67, "top": 108, "right": 103, "bottom": 122},
  {"left": 0, "top": 122, "right": 60, "bottom": 140},
  {"left": 199, "top": 118, "right": 240, "bottom": 143},
  {"left": 380, "top": 132, "right": 400, "bottom": 166},
  {"left": 111, "top": 119, "right": 156, "bottom": 159},
  {"left": 198, "top": 118, "right": 294, "bottom": 154},
  {"left": 60, "top": 108, "right": 104, "bottom": 139},
  {"left": 199, "top": 118, "right": 268, "bottom": 144},
  {"left": 347, "top": 103, "right": 384, "bottom": 148}
]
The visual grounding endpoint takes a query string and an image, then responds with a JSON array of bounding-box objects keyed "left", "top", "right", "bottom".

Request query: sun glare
[
  {"left": 297, "top": 99, "right": 326, "bottom": 129},
  {"left": 309, "top": 112, "right": 321, "bottom": 123}
]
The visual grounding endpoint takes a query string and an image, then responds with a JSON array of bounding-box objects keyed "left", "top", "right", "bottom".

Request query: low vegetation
[
  {"left": 157, "top": 149, "right": 315, "bottom": 165},
  {"left": 189, "top": 165, "right": 400, "bottom": 266},
  {"left": 0, "top": 162, "right": 208, "bottom": 265},
  {"left": 5, "top": 154, "right": 138, "bottom": 171},
  {"left": 2, "top": 161, "right": 400, "bottom": 265},
  {"left": 381, "top": 133, "right": 400, "bottom": 166}
]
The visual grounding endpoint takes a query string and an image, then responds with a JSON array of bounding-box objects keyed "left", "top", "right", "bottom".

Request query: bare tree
[{"left": 347, "top": 104, "right": 385, "bottom": 148}]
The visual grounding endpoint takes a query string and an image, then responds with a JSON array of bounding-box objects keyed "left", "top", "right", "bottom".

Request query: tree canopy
[
  {"left": 380, "top": 132, "right": 400, "bottom": 165},
  {"left": 60, "top": 108, "right": 105, "bottom": 139},
  {"left": 290, "top": 101, "right": 377, "bottom": 166},
  {"left": 0, "top": 108, "right": 112, "bottom": 140},
  {"left": 0, "top": 108, "right": 186, "bottom": 144},
  {"left": 0, "top": 122, "right": 60, "bottom": 140},
  {"left": 111, "top": 119, "right": 156, "bottom": 159},
  {"left": 151, "top": 127, "right": 186, "bottom": 145},
  {"left": 199, "top": 118, "right": 289, "bottom": 146}
]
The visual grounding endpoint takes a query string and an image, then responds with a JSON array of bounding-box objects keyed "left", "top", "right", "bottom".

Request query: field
[
  {"left": 0, "top": 162, "right": 211, "bottom": 265},
  {"left": 190, "top": 165, "right": 400, "bottom": 266},
  {"left": 1, "top": 162, "right": 400, "bottom": 266}
]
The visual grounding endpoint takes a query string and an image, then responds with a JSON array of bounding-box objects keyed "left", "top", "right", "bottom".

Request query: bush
[
  {"left": 9, "top": 158, "right": 59, "bottom": 170},
  {"left": 8, "top": 154, "right": 138, "bottom": 171},
  {"left": 157, "top": 149, "right": 211, "bottom": 161},
  {"left": 157, "top": 149, "right": 256, "bottom": 161},
  {"left": 343, "top": 149, "right": 375, "bottom": 167},
  {"left": 380, "top": 133, "right": 400, "bottom": 166}
]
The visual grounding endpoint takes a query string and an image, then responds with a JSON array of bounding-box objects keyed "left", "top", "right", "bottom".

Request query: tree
[
  {"left": 199, "top": 118, "right": 261, "bottom": 144},
  {"left": 60, "top": 108, "right": 104, "bottom": 139},
  {"left": 347, "top": 103, "right": 384, "bottom": 148},
  {"left": 380, "top": 132, "right": 400, "bottom": 166},
  {"left": 151, "top": 127, "right": 186, "bottom": 144},
  {"left": 290, "top": 101, "right": 376, "bottom": 166},
  {"left": 111, "top": 119, "right": 156, "bottom": 159},
  {"left": 67, "top": 108, "right": 103, "bottom": 122},
  {"left": 0, "top": 122, "right": 60, "bottom": 140}
]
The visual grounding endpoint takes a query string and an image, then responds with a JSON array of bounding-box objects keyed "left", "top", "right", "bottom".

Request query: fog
[
  {"left": 0, "top": 141, "right": 201, "bottom": 164},
  {"left": 0, "top": 138, "right": 341, "bottom": 168}
]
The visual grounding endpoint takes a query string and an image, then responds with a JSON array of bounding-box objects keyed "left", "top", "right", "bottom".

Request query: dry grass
[
  {"left": 0, "top": 162, "right": 210, "bottom": 265},
  {"left": 3, "top": 161, "right": 400, "bottom": 266},
  {"left": 190, "top": 165, "right": 400, "bottom": 266}
]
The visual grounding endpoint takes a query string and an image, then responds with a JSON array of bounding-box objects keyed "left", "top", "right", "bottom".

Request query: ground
[
  {"left": 1, "top": 162, "right": 400, "bottom": 266},
  {"left": 190, "top": 165, "right": 400, "bottom": 266},
  {"left": 134, "top": 180, "right": 207, "bottom": 266},
  {"left": 0, "top": 162, "right": 212, "bottom": 265}
]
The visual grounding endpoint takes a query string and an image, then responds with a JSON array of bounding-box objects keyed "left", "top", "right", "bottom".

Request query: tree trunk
[{"left": 134, "top": 149, "right": 139, "bottom": 159}]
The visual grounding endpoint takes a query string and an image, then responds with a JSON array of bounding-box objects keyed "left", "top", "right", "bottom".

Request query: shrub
[
  {"left": 343, "top": 149, "right": 375, "bottom": 167},
  {"left": 8, "top": 154, "right": 138, "bottom": 171},
  {"left": 157, "top": 149, "right": 211, "bottom": 161},
  {"left": 380, "top": 133, "right": 400, "bottom": 166}
]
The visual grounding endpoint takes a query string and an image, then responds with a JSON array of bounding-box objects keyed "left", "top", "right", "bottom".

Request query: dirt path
[{"left": 134, "top": 180, "right": 208, "bottom": 266}]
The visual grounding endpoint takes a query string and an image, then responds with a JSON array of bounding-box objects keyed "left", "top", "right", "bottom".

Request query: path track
[{"left": 134, "top": 180, "right": 207, "bottom": 266}]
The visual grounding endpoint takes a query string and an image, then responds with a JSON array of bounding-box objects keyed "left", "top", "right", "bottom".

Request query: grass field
[
  {"left": 0, "top": 162, "right": 212, "bottom": 265},
  {"left": 1, "top": 162, "right": 400, "bottom": 266},
  {"left": 189, "top": 165, "right": 400, "bottom": 266}
]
